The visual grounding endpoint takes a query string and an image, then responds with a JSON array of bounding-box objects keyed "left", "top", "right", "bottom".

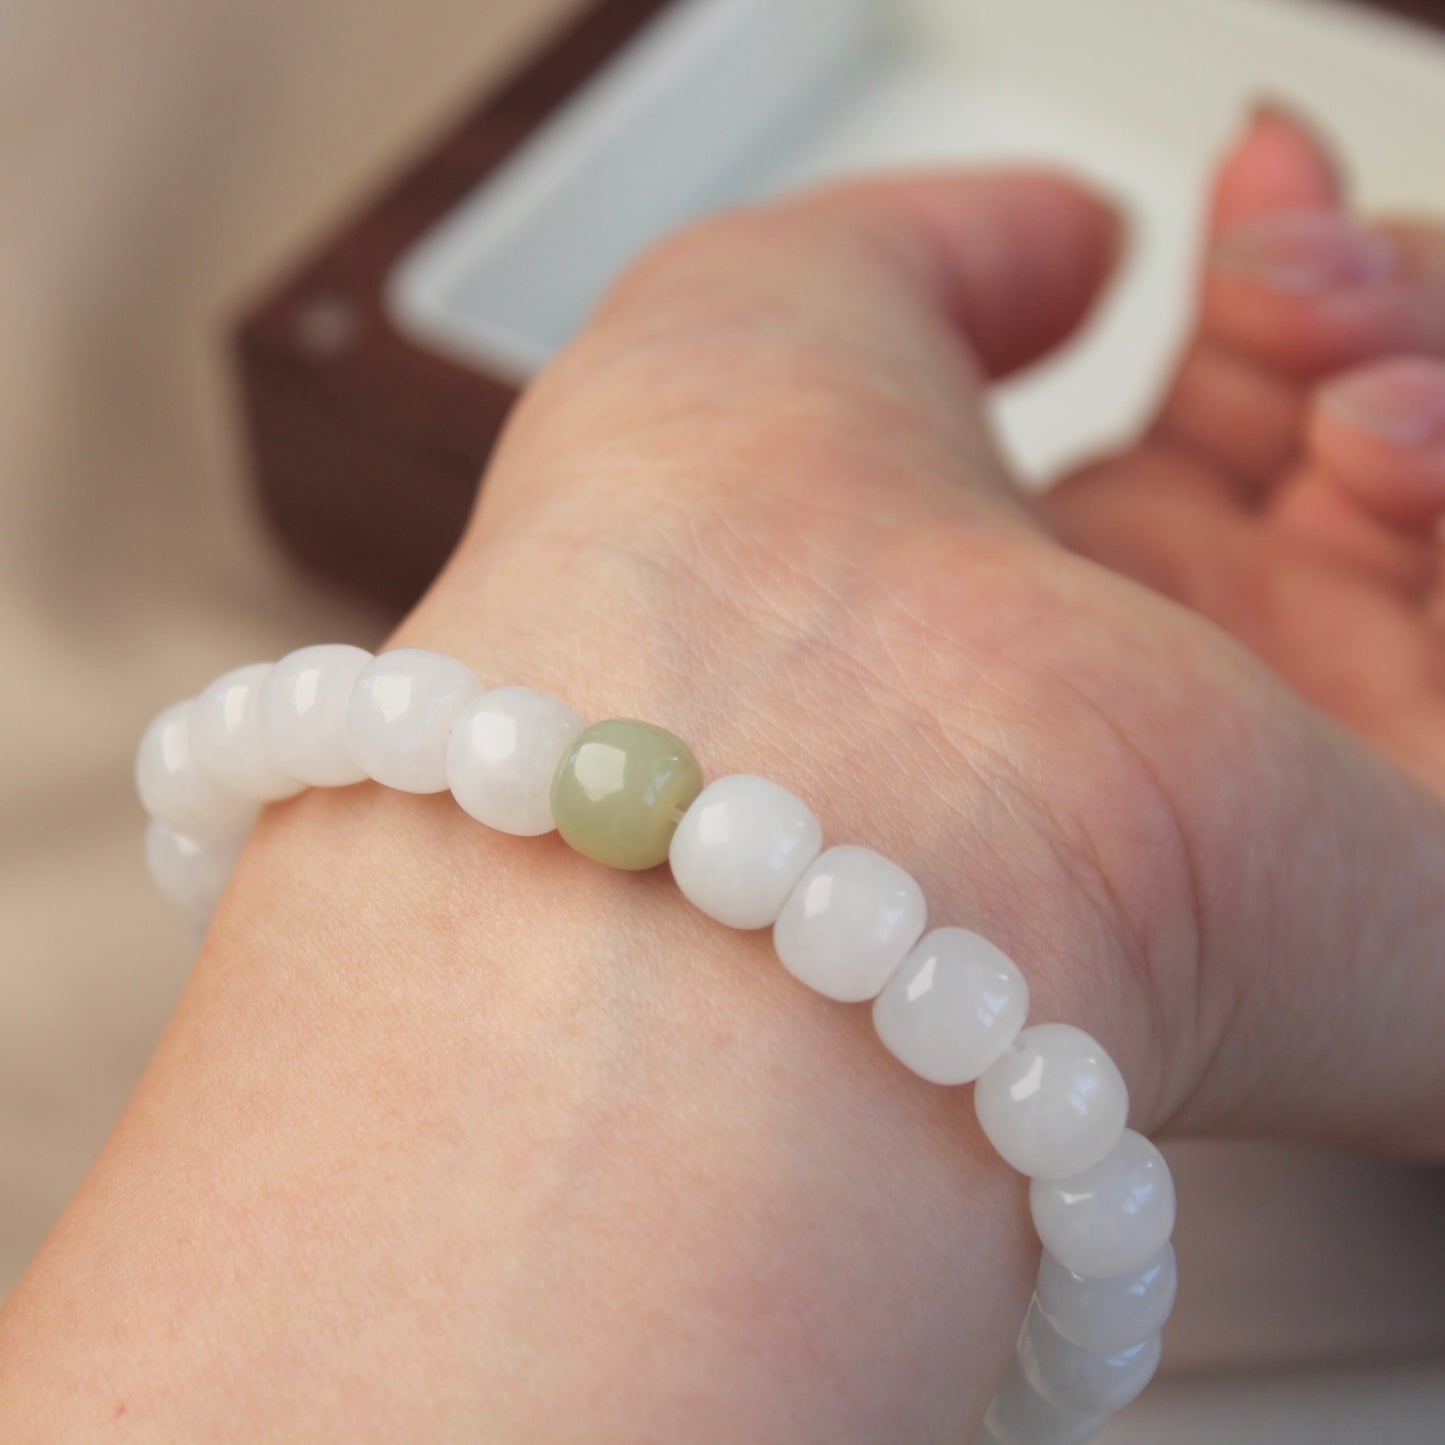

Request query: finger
[
  {"left": 509, "top": 171, "right": 1121, "bottom": 524},
  {"left": 1378, "top": 216, "right": 1445, "bottom": 290},
  {"left": 1150, "top": 337, "right": 1305, "bottom": 497},
  {"left": 1310, "top": 356, "right": 1445, "bottom": 529},
  {"left": 1150, "top": 103, "right": 1342, "bottom": 494},
  {"left": 1270, "top": 357, "right": 1445, "bottom": 594},
  {"left": 1271, "top": 471, "right": 1439, "bottom": 596},
  {"left": 1043, "top": 441, "right": 1259, "bottom": 616},
  {"left": 1360, "top": 231, "right": 1445, "bottom": 620},
  {"left": 1203, "top": 209, "right": 1445, "bottom": 369},
  {"left": 1207, "top": 99, "right": 1344, "bottom": 238},
  {"left": 594, "top": 171, "right": 1123, "bottom": 384}
]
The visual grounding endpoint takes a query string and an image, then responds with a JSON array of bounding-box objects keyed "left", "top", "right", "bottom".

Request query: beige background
[
  {"left": 0, "top": 0, "right": 1440, "bottom": 1431},
  {"left": 0, "top": 0, "right": 579, "bottom": 1292}
]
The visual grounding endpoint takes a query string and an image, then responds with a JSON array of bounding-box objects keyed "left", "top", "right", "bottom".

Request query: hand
[
  {"left": 1050, "top": 104, "right": 1445, "bottom": 793},
  {"left": 2, "top": 108, "right": 1441, "bottom": 1442},
  {"left": 432, "top": 101, "right": 1445, "bottom": 1152}
]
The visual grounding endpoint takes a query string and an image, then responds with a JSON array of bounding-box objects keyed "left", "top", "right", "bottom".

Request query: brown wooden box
[{"left": 234, "top": 0, "right": 668, "bottom": 615}]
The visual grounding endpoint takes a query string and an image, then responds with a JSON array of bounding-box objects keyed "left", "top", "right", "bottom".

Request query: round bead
[
  {"left": 871, "top": 927, "right": 1028, "bottom": 1084},
  {"left": 447, "top": 686, "right": 585, "bottom": 836},
  {"left": 135, "top": 700, "right": 259, "bottom": 841},
  {"left": 974, "top": 1023, "right": 1129, "bottom": 1180},
  {"left": 668, "top": 774, "right": 823, "bottom": 929},
  {"left": 144, "top": 822, "right": 245, "bottom": 923},
  {"left": 983, "top": 1359, "right": 1107, "bottom": 1445},
  {"left": 344, "top": 648, "right": 484, "bottom": 794},
  {"left": 773, "top": 845, "right": 926, "bottom": 1003},
  {"left": 1036, "top": 1242, "right": 1177, "bottom": 1352},
  {"left": 1017, "top": 1300, "right": 1161, "bottom": 1415},
  {"left": 550, "top": 718, "right": 704, "bottom": 870},
  {"left": 1030, "top": 1129, "right": 1177, "bottom": 1279},
  {"left": 190, "top": 663, "right": 305, "bottom": 802},
  {"left": 258, "top": 644, "right": 373, "bottom": 788}
]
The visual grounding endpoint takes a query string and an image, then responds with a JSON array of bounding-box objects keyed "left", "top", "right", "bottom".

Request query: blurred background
[{"left": 1, "top": 1, "right": 1442, "bottom": 1439}]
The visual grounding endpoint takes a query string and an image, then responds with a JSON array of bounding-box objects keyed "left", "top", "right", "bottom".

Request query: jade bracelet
[{"left": 137, "top": 643, "right": 1179, "bottom": 1445}]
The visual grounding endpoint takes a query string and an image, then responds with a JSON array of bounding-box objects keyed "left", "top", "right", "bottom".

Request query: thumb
[
  {"left": 513, "top": 170, "right": 1120, "bottom": 516},
  {"left": 602, "top": 169, "right": 1121, "bottom": 380}
]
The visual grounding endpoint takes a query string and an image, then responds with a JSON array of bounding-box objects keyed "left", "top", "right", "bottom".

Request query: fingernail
[
  {"left": 1319, "top": 359, "right": 1445, "bottom": 448},
  {"left": 1212, "top": 212, "right": 1396, "bottom": 292}
]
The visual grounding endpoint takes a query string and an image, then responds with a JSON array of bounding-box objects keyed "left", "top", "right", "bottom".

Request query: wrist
[
  {"left": 6, "top": 591, "right": 1200, "bottom": 1442},
  {"left": 3, "top": 775, "right": 1046, "bottom": 1441}
]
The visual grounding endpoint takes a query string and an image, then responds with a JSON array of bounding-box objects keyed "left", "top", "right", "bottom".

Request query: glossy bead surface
[
  {"left": 143, "top": 820, "right": 245, "bottom": 919},
  {"left": 983, "top": 1359, "right": 1106, "bottom": 1445},
  {"left": 144, "top": 822, "right": 245, "bottom": 923},
  {"left": 190, "top": 663, "right": 305, "bottom": 802},
  {"left": 1031, "top": 1129, "right": 1176, "bottom": 1279},
  {"left": 1036, "top": 1242, "right": 1177, "bottom": 1352},
  {"left": 773, "top": 845, "right": 926, "bottom": 1002},
  {"left": 871, "top": 927, "right": 1028, "bottom": 1084},
  {"left": 135, "top": 700, "right": 258, "bottom": 841},
  {"left": 669, "top": 774, "right": 823, "bottom": 929},
  {"left": 550, "top": 718, "right": 703, "bottom": 870},
  {"left": 974, "top": 1023, "right": 1129, "bottom": 1180},
  {"left": 344, "top": 648, "right": 483, "bottom": 793},
  {"left": 1017, "top": 1300, "right": 1161, "bottom": 1414},
  {"left": 447, "top": 686, "right": 584, "bottom": 835},
  {"left": 258, "top": 644, "right": 373, "bottom": 788}
]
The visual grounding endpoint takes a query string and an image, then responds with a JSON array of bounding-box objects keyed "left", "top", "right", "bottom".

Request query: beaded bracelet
[{"left": 136, "top": 644, "right": 1178, "bottom": 1445}]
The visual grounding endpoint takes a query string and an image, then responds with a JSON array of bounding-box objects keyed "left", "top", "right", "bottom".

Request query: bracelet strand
[{"left": 136, "top": 644, "right": 1179, "bottom": 1445}]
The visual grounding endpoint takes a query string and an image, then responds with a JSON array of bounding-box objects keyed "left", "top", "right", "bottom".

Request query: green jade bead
[{"left": 550, "top": 718, "right": 704, "bottom": 870}]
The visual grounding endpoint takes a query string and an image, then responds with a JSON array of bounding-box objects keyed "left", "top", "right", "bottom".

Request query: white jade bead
[
  {"left": 669, "top": 774, "right": 823, "bottom": 929},
  {"left": 344, "top": 648, "right": 483, "bottom": 794},
  {"left": 135, "top": 701, "right": 259, "bottom": 841},
  {"left": 983, "top": 1359, "right": 1106, "bottom": 1445},
  {"left": 447, "top": 686, "right": 584, "bottom": 836},
  {"left": 190, "top": 663, "right": 305, "bottom": 802},
  {"left": 144, "top": 822, "right": 245, "bottom": 923},
  {"left": 1017, "top": 1300, "right": 1161, "bottom": 1415},
  {"left": 258, "top": 644, "right": 373, "bottom": 788},
  {"left": 1031, "top": 1129, "right": 1176, "bottom": 1279},
  {"left": 974, "top": 1023, "right": 1128, "bottom": 1180},
  {"left": 871, "top": 928, "right": 1028, "bottom": 1085},
  {"left": 1036, "top": 1242, "right": 1177, "bottom": 1352},
  {"left": 773, "top": 844, "right": 926, "bottom": 1002}
]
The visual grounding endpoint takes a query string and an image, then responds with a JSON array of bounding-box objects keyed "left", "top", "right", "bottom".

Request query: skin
[{"left": 0, "top": 108, "right": 1442, "bottom": 1442}]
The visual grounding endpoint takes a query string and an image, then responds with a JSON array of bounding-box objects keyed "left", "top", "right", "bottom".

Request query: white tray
[{"left": 388, "top": 0, "right": 1445, "bottom": 482}]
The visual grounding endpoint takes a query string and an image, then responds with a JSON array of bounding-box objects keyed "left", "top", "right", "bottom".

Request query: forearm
[{"left": 0, "top": 775, "right": 1040, "bottom": 1442}]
